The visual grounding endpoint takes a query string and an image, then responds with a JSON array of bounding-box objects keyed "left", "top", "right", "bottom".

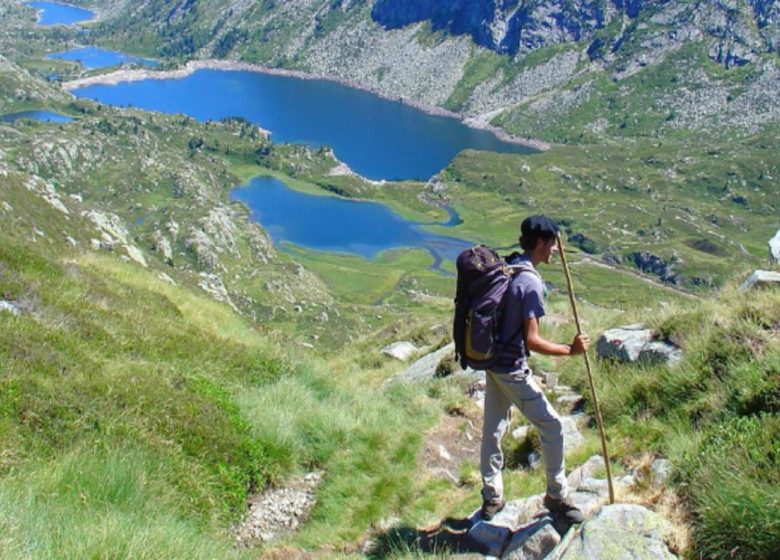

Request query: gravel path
[{"left": 234, "top": 472, "right": 322, "bottom": 545}]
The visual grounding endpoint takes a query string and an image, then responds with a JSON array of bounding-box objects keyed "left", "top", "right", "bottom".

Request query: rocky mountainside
[
  {"left": 372, "top": 0, "right": 780, "bottom": 59},
  {"left": 89, "top": 0, "right": 780, "bottom": 140}
]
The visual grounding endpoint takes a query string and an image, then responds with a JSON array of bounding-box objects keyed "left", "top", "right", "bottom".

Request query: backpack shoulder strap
[{"left": 506, "top": 261, "right": 541, "bottom": 281}]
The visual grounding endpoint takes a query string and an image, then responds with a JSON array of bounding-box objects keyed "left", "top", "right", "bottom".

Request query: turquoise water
[
  {"left": 1, "top": 111, "right": 72, "bottom": 123},
  {"left": 231, "top": 176, "right": 469, "bottom": 269},
  {"left": 71, "top": 68, "right": 534, "bottom": 181},
  {"left": 27, "top": 1, "right": 94, "bottom": 26},
  {"left": 48, "top": 47, "right": 159, "bottom": 70}
]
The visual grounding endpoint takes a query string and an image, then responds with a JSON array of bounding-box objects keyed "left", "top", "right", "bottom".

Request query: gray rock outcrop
[
  {"left": 370, "top": 0, "right": 777, "bottom": 62},
  {"left": 400, "top": 342, "right": 468, "bottom": 382},
  {"left": 381, "top": 341, "right": 419, "bottom": 361},
  {"left": 597, "top": 325, "right": 682, "bottom": 366},
  {"left": 503, "top": 520, "right": 560, "bottom": 559},
  {"left": 0, "top": 300, "right": 21, "bottom": 316},
  {"left": 559, "top": 504, "right": 676, "bottom": 560},
  {"left": 770, "top": 229, "right": 780, "bottom": 263},
  {"left": 561, "top": 416, "right": 586, "bottom": 453},
  {"left": 629, "top": 252, "right": 681, "bottom": 286},
  {"left": 651, "top": 458, "right": 673, "bottom": 487},
  {"left": 740, "top": 270, "right": 780, "bottom": 291},
  {"left": 466, "top": 488, "right": 610, "bottom": 557}
]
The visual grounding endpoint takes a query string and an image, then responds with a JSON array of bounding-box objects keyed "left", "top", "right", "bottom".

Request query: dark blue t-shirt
[{"left": 491, "top": 255, "right": 545, "bottom": 373}]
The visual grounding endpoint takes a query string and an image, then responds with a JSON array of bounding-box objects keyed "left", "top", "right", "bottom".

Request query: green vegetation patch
[{"left": 551, "top": 285, "right": 780, "bottom": 560}]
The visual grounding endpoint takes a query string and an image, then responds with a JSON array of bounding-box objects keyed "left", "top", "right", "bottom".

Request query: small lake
[
  {"left": 0, "top": 110, "right": 72, "bottom": 123},
  {"left": 27, "top": 1, "right": 94, "bottom": 26},
  {"left": 231, "top": 176, "right": 470, "bottom": 268},
  {"left": 49, "top": 47, "right": 159, "bottom": 70},
  {"left": 71, "top": 68, "right": 534, "bottom": 181}
]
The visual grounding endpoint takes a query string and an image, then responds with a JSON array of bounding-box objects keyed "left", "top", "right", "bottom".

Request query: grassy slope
[
  {"left": 2, "top": 5, "right": 779, "bottom": 558},
  {"left": 0, "top": 221, "right": 439, "bottom": 557},
  {"left": 557, "top": 285, "right": 780, "bottom": 560}
]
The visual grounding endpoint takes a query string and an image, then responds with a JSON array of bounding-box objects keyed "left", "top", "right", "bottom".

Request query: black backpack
[{"left": 453, "top": 246, "right": 537, "bottom": 370}]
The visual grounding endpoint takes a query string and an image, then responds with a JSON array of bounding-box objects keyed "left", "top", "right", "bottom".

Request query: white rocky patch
[
  {"left": 0, "top": 300, "right": 21, "bottom": 316},
  {"left": 770, "top": 229, "right": 780, "bottom": 263},
  {"left": 200, "top": 206, "right": 240, "bottom": 257},
  {"left": 465, "top": 49, "right": 581, "bottom": 118},
  {"left": 166, "top": 220, "right": 179, "bottom": 242},
  {"left": 197, "top": 272, "right": 238, "bottom": 311},
  {"left": 157, "top": 272, "right": 176, "bottom": 285},
  {"left": 381, "top": 341, "right": 419, "bottom": 361},
  {"left": 302, "top": 19, "right": 472, "bottom": 107},
  {"left": 233, "top": 472, "right": 322, "bottom": 545},
  {"left": 83, "top": 210, "right": 130, "bottom": 245},
  {"left": 23, "top": 176, "right": 69, "bottom": 215},
  {"left": 123, "top": 244, "right": 147, "bottom": 267},
  {"left": 153, "top": 230, "right": 174, "bottom": 265}
]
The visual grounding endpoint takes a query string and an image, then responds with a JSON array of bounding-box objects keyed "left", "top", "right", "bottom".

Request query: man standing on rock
[{"left": 480, "top": 215, "right": 589, "bottom": 524}]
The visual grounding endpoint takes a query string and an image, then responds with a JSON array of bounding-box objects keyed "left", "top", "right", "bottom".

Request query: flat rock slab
[
  {"left": 466, "top": 488, "right": 610, "bottom": 557},
  {"left": 560, "top": 504, "right": 676, "bottom": 560},
  {"left": 503, "top": 518, "right": 560, "bottom": 559},
  {"left": 400, "top": 342, "right": 454, "bottom": 382},
  {"left": 381, "top": 340, "right": 419, "bottom": 361},
  {"left": 467, "top": 514, "right": 514, "bottom": 556},
  {"left": 597, "top": 324, "right": 682, "bottom": 366},
  {"left": 740, "top": 270, "right": 780, "bottom": 291},
  {"left": 0, "top": 300, "right": 21, "bottom": 316}
]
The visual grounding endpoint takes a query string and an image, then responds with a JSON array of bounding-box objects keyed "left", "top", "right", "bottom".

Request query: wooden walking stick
[{"left": 556, "top": 233, "right": 615, "bottom": 504}]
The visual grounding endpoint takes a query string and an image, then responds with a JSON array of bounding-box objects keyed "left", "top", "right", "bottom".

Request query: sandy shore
[{"left": 62, "top": 58, "right": 550, "bottom": 151}]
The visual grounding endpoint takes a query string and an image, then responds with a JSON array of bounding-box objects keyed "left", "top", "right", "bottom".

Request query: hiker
[{"left": 480, "top": 215, "right": 589, "bottom": 523}]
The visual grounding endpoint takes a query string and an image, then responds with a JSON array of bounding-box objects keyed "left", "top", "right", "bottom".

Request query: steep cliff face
[
  {"left": 371, "top": 0, "right": 779, "bottom": 58},
  {"left": 371, "top": 0, "right": 660, "bottom": 55}
]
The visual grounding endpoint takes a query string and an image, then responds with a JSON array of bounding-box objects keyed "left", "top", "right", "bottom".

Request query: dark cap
[
  {"left": 519, "top": 215, "right": 560, "bottom": 250},
  {"left": 521, "top": 215, "right": 559, "bottom": 238}
]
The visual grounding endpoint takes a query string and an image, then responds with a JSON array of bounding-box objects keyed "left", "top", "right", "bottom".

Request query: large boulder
[
  {"left": 561, "top": 416, "right": 586, "bottom": 453},
  {"left": 770, "top": 229, "right": 780, "bottom": 263},
  {"left": 597, "top": 325, "right": 682, "bottom": 366},
  {"left": 381, "top": 341, "right": 419, "bottom": 361},
  {"left": 560, "top": 504, "right": 676, "bottom": 559},
  {"left": 740, "top": 270, "right": 780, "bottom": 291}
]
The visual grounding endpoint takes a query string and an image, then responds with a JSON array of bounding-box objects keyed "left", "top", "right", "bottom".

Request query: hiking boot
[
  {"left": 543, "top": 494, "right": 584, "bottom": 524},
  {"left": 480, "top": 498, "right": 506, "bottom": 521}
]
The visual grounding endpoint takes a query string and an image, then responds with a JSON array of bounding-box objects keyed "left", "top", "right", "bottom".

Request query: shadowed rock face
[
  {"left": 370, "top": 0, "right": 658, "bottom": 55},
  {"left": 371, "top": 0, "right": 779, "bottom": 58}
]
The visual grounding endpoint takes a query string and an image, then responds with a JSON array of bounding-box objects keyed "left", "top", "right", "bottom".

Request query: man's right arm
[{"left": 524, "top": 317, "right": 589, "bottom": 356}]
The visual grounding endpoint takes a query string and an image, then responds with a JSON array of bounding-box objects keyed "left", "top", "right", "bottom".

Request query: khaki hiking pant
[{"left": 481, "top": 368, "right": 568, "bottom": 502}]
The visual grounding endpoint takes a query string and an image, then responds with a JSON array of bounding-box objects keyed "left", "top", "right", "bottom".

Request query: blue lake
[
  {"left": 0, "top": 110, "right": 72, "bottom": 123},
  {"left": 71, "top": 68, "right": 533, "bottom": 181},
  {"left": 49, "top": 47, "right": 159, "bottom": 70},
  {"left": 27, "top": 1, "right": 94, "bottom": 26},
  {"left": 231, "top": 176, "right": 470, "bottom": 268}
]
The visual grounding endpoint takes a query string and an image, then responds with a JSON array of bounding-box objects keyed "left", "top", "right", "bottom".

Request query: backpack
[{"left": 453, "top": 245, "right": 538, "bottom": 370}]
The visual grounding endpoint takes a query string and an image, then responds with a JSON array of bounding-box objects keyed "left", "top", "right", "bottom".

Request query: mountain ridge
[{"left": 87, "top": 0, "right": 780, "bottom": 141}]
